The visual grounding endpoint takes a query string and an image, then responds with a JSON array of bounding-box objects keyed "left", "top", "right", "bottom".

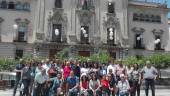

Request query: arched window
[
  {"left": 0, "top": 0, "right": 7, "bottom": 9},
  {"left": 15, "top": 2, "right": 23, "bottom": 10},
  {"left": 8, "top": 1, "right": 15, "bottom": 9},
  {"left": 23, "top": 2, "right": 30, "bottom": 11}
]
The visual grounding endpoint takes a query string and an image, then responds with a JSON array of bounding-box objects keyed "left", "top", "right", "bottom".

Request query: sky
[{"left": 168, "top": 0, "right": 170, "bottom": 17}]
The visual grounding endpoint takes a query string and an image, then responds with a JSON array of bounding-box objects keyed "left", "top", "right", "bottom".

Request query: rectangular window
[
  {"left": 15, "top": 49, "right": 23, "bottom": 59},
  {"left": 55, "top": 0, "right": 62, "bottom": 8},
  {"left": 18, "top": 32, "right": 25, "bottom": 42},
  {"left": 81, "top": 26, "right": 89, "bottom": 44},
  {"left": 52, "top": 24, "right": 62, "bottom": 42},
  {"left": 133, "top": 13, "right": 139, "bottom": 21},
  {"left": 17, "top": 26, "right": 27, "bottom": 42},
  {"left": 108, "top": 2, "right": 115, "bottom": 13}
]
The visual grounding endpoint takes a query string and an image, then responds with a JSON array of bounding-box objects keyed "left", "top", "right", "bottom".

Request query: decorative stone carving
[
  {"left": 132, "top": 27, "right": 145, "bottom": 33},
  {"left": 36, "top": 33, "right": 45, "bottom": 40},
  {"left": 48, "top": 8, "right": 68, "bottom": 43},
  {"left": 152, "top": 29, "right": 164, "bottom": 36},
  {"left": 15, "top": 18, "right": 30, "bottom": 25},
  {"left": 76, "top": 10, "right": 93, "bottom": 25},
  {"left": 103, "top": 14, "right": 119, "bottom": 28},
  {"left": 49, "top": 9, "right": 67, "bottom": 24},
  {"left": 0, "top": 17, "right": 4, "bottom": 23}
]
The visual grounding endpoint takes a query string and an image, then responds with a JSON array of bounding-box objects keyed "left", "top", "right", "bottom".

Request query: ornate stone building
[{"left": 0, "top": 0, "right": 169, "bottom": 59}]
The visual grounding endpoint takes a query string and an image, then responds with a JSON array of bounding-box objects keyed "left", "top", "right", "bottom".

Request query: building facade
[{"left": 0, "top": 0, "right": 169, "bottom": 59}]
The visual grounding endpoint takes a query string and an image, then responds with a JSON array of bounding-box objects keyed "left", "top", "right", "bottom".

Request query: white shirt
[
  {"left": 117, "top": 80, "right": 130, "bottom": 93},
  {"left": 107, "top": 64, "right": 117, "bottom": 75},
  {"left": 35, "top": 72, "right": 49, "bottom": 84},
  {"left": 81, "top": 67, "right": 89, "bottom": 74},
  {"left": 142, "top": 66, "right": 158, "bottom": 79}
]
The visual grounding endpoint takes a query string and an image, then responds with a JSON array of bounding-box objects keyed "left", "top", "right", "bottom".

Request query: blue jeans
[
  {"left": 68, "top": 88, "right": 78, "bottom": 96},
  {"left": 13, "top": 77, "right": 22, "bottom": 96},
  {"left": 22, "top": 79, "right": 31, "bottom": 96},
  {"left": 144, "top": 79, "right": 155, "bottom": 96},
  {"left": 119, "top": 92, "right": 129, "bottom": 96}
]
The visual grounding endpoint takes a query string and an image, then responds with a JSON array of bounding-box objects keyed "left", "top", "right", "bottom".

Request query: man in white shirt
[
  {"left": 107, "top": 60, "right": 117, "bottom": 75},
  {"left": 141, "top": 61, "right": 158, "bottom": 96},
  {"left": 33, "top": 67, "right": 49, "bottom": 96}
]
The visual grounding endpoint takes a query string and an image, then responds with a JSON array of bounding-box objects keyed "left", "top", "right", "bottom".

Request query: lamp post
[
  {"left": 13, "top": 24, "right": 18, "bottom": 41},
  {"left": 154, "top": 38, "right": 161, "bottom": 50},
  {"left": 81, "top": 27, "right": 88, "bottom": 43}
]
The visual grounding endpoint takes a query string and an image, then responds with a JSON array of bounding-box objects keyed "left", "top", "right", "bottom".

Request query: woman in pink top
[
  {"left": 116, "top": 63, "right": 126, "bottom": 81},
  {"left": 63, "top": 61, "right": 71, "bottom": 79}
]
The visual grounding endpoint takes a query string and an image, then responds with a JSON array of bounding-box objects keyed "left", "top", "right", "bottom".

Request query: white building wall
[{"left": 128, "top": 3, "right": 170, "bottom": 56}]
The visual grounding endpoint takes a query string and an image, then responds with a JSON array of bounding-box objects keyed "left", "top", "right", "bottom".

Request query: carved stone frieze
[
  {"left": 49, "top": 8, "right": 67, "bottom": 24},
  {"left": 0, "top": 17, "right": 4, "bottom": 23},
  {"left": 76, "top": 10, "right": 93, "bottom": 25},
  {"left": 36, "top": 33, "right": 45, "bottom": 40},
  {"left": 131, "top": 27, "right": 145, "bottom": 34},
  {"left": 15, "top": 18, "right": 30, "bottom": 25},
  {"left": 152, "top": 29, "right": 164, "bottom": 36},
  {"left": 103, "top": 14, "right": 119, "bottom": 28}
]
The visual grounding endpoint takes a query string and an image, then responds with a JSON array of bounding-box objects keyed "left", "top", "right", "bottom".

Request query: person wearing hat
[
  {"left": 117, "top": 74, "right": 130, "bottom": 96},
  {"left": 141, "top": 61, "right": 158, "bottom": 96}
]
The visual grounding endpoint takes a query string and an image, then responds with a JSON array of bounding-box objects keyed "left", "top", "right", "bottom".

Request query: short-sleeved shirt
[
  {"left": 117, "top": 80, "right": 130, "bottom": 93},
  {"left": 141, "top": 66, "right": 158, "bottom": 79},
  {"left": 66, "top": 76, "right": 79, "bottom": 89},
  {"left": 15, "top": 64, "right": 25, "bottom": 78},
  {"left": 35, "top": 73, "right": 49, "bottom": 84},
  {"left": 63, "top": 66, "right": 71, "bottom": 79}
]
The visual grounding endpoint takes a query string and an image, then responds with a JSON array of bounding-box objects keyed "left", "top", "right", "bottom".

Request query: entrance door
[
  {"left": 49, "top": 49, "right": 59, "bottom": 59},
  {"left": 78, "top": 51, "right": 90, "bottom": 57}
]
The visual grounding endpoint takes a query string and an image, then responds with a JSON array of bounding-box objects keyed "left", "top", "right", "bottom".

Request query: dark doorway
[
  {"left": 78, "top": 51, "right": 90, "bottom": 57},
  {"left": 49, "top": 49, "right": 59, "bottom": 59},
  {"left": 15, "top": 49, "right": 23, "bottom": 59}
]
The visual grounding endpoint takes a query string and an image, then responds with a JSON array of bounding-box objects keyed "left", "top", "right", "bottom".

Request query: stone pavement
[{"left": 0, "top": 89, "right": 170, "bottom": 96}]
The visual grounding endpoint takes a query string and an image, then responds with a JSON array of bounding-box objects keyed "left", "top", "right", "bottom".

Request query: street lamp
[
  {"left": 109, "top": 28, "right": 114, "bottom": 41},
  {"left": 154, "top": 38, "right": 161, "bottom": 44},
  {"left": 13, "top": 24, "right": 18, "bottom": 41},
  {"left": 81, "top": 27, "right": 88, "bottom": 38},
  {"left": 55, "top": 29, "right": 59, "bottom": 36}
]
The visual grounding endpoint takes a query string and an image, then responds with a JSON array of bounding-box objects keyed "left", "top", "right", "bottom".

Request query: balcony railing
[
  {"left": 133, "top": 45, "right": 145, "bottom": 49},
  {"left": 129, "top": 0, "right": 167, "bottom": 4},
  {"left": 129, "top": 0, "right": 167, "bottom": 8}
]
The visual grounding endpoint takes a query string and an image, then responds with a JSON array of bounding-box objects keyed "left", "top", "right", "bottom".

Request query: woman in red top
[
  {"left": 63, "top": 61, "right": 71, "bottom": 79},
  {"left": 80, "top": 74, "right": 89, "bottom": 96},
  {"left": 101, "top": 75, "right": 110, "bottom": 96}
]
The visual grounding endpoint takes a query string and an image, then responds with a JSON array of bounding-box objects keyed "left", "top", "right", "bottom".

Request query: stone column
[
  {"left": 0, "top": 17, "right": 4, "bottom": 42},
  {"left": 34, "top": 0, "right": 45, "bottom": 34}
]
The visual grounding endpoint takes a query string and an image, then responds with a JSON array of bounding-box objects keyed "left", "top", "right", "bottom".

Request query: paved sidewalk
[{"left": 0, "top": 89, "right": 170, "bottom": 96}]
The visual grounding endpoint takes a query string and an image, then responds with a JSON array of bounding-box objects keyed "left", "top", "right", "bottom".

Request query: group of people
[{"left": 13, "top": 59, "right": 158, "bottom": 96}]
